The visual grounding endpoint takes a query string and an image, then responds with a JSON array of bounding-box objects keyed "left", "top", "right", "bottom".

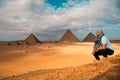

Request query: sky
[{"left": 0, "top": 0, "right": 120, "bottom": 41}]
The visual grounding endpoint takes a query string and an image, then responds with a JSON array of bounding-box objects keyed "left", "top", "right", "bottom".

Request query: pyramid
[
  {"left": 83, "top": 32, "right": 96, "bottom": 42},
  {"left": 59, "top": 29, "right": 80, "bottom": 43},
  {"left": 25, "top": 33, "right": 41, "bottom": 45}
]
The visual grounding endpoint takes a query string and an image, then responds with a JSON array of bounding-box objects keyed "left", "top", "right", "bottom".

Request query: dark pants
[{"left": 94, "top": 48, "right": 114, "bottom": 60}]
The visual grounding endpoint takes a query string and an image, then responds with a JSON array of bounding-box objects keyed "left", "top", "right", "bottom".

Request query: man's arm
[
  {"left": 96, "top": 44, "right": 106, "bottom": 51},
  {"left": 96, "top": 36, "right": 107, "bottom": 51}
]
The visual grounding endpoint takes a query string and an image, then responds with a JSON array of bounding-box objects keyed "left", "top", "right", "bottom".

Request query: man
[{"left": 93, "top": 29, "right": 114, "bottom": 60}]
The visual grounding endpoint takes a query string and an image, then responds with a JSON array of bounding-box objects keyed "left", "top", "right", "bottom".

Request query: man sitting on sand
[{"left": 93, "top": 29, "right": 114, "bottom": 60}]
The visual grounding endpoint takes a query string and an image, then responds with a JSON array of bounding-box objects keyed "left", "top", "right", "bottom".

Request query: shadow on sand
[{"left": 0, "top": 45, "right": 41, "bottom": 63}]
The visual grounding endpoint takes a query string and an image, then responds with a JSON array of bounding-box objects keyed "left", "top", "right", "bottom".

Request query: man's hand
[
  {"left": 92, "top": 48, "right": 96, "bottom": 55},
  {"left": 95, "top": 48, "right": 98, "bottom": 52},
  {"left": 97, "top": 44, "right": 106, "bottom": 50}
]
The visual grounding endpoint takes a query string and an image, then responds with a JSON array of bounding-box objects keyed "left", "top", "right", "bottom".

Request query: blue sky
[
  {"left": 0, "top": 0, "right": 120, "bottom": 41},
  {"left": 45, "top": 0, "right": 67, "bottom": 9}
]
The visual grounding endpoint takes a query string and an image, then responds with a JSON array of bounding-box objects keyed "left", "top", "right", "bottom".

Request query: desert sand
[{"left": 0, "top": 42, "right": 120, "bottom": 80}]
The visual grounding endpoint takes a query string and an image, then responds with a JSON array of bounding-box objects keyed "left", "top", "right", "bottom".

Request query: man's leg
[
  {"left": 94, "top": 49, "right": 108, "bottom": 60},
  {"left": 103, "top": 48, "right": 114, "bottom": 57},
  {"left": 94, "top": 51, "right": 101, "bottom": 60},
  {"left": 94, "top": 49, "right": 114, "bottom": 60},
  {"left": 105, "top": 48, "right": 114, "bottom": 55}
]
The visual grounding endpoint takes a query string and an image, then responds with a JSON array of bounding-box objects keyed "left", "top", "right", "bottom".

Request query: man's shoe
[{"left": 103, "top": 54, "right": 107, "bottom": 58}]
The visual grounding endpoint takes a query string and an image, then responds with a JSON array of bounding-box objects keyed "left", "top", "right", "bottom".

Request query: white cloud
[{"left": 0, "top": 0, "right": 120, "bottom": 40}]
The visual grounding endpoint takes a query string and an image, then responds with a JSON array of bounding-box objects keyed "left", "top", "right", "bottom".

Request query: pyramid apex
[
  {"left": 89, "top": 32, "right": 94, "bottom": 34},
  {"left": 66, "top": 29, "right": 71, "bottom": 32},
  {"left": 67, "top": 28, "right": 70, "bottom": 30},
  {"left": 29, "top": 33, "right": 34, "bottom": 36},
  {"left": 88, "top": 32, "right": 93, "bottom": 35}
]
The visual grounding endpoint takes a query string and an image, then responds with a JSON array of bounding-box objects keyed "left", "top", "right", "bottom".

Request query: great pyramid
[
  {"left": 83, "top": 32, "right": 96, "bottom": 42},
  {"left": 59, "top": 29, "right": 80, "bottom": 43},
  {"left": 25, "top": 33, "right": 41, "bottom": 45}
]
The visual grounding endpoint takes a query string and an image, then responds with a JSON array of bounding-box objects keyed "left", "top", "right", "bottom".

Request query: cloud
[{"left": 0, "top": 0, "right": 120, "bottom": 40}]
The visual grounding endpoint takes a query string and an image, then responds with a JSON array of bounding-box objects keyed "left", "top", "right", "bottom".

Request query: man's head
[{"left": 96, "top": 29, "right": 103, "bottom": 37}]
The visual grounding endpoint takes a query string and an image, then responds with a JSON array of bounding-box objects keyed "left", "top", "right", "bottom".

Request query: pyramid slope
[
  {"left": 83, "top": 32, "right": 96, "bottom": 42},
  {"left": 59, "top": 29, "right": 80, "bottom": 42},
  {"left": 25, "top": 34, "right": 40, "bottom": 45}
]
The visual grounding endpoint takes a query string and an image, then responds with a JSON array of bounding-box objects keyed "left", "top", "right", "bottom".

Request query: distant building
[
  {"left": 25, "top": 33, "right": 41, "bottom": 45},
  {"left": 59, "top": 29, "right": 80, "bottom": 43},
  {"left": 83, "top": 32, "right": 96, "bottom": 42}
]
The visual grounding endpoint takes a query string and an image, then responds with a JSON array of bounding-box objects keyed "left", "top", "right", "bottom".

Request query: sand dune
[{"left": 0, "top": 43, "right": 120, "bottom": 80}]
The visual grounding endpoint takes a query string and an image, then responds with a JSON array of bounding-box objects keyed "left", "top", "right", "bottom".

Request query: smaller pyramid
[
  {"left": 83, "top": 32, "right": 96, "bottom": 42},
  {"left": 59, "top": 29, "right": 80, "bottom": 43},
  {"left": 25, "top": 33, "right": 40, "bottom": 45}
]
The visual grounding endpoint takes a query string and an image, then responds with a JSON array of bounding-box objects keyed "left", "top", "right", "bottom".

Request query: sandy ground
[
  {"left": 0, "top": 42, "right": 120, "bottom": 78},
  {"left": 4, "top": 53, "right": 120, "bottom": 80}
]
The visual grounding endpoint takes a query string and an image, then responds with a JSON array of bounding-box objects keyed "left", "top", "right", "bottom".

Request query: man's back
[{"left": 101, "top": 36, "right": 114, "bottom": 50}]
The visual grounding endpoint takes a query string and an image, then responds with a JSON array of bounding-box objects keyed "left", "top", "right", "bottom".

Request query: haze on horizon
[{"left": 0, "top": 0, "right": 120, "bottom": 41}]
